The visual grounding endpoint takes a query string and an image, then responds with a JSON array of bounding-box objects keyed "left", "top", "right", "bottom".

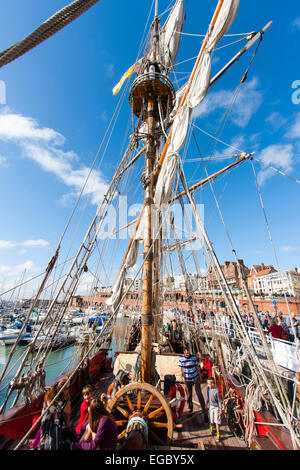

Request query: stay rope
[{"left": 0, "top": 0, "right": 102, "bottom": 69}]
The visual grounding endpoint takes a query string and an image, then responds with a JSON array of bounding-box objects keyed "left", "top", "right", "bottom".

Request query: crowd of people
[
  {"left": 26, "top": 308, "right": 298, "bottom": 451},
  {"left": 29, "top": 382, "right": 117, "bottom": 451},
  {"left": 28, "top": 344, "right": 221, "bottom": 450},
  {"left": 199, "top": 308, "right": 299, "bottom": 342}
]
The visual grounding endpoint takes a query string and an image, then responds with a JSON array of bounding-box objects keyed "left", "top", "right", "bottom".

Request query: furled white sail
[
  {"left": 159, "top": 0, "right": 184, "bottom": 70},
  {"left": 106, "top": 268, "right": 126, "bottom": 312},
  {"left": 170, "top": 104, "right": 191, "bottom": 153},
  {"left": 186, "top": 52, "right": 211, "bottom": 109},
  {"left": 154, "top": 0, "right": 240, "bottom": 215},
  {"left": 173, "top": 0, "right": 240, "bottom": 114},
  {"left": 154, "top": 151, "right": 179, "bottom": 207},
  {"left": 207, "top": 0, "right": 240, "bottom": 52}
]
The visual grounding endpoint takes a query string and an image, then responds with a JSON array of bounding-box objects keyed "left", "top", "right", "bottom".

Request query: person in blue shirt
[{"left": 179, "top": 345, "right": 208, "bottom": 421}]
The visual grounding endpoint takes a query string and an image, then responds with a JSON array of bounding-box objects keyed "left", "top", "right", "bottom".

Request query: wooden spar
[
  {"left": 169, "top": 152, "right": 253, "bottom": 202},
  {"left": 114, "top": 152, "right": 252, "bottom": 236},
  {"left": 114, "top": 146, "right": 146, "bottom": 181},
  {"left": 153, "top": 0, "right": 226, "bottom": 183},
  {"left": 153, "top": 214, "right": 160, "bottom": 342},
  {"left": 113, "top": 0, "right": 263, "bottom": 268},
  {"left": 175, "top": 21, "right": 273, "bottom": 100},
  {"left": 140, "top": 11, "right": 161, "bottom": 382},
  {"left": 163, "top": 236, "right": 197, "bottom": 251},
  {"left": 210, "top": 21, "right": 273, "bottom": 87}
]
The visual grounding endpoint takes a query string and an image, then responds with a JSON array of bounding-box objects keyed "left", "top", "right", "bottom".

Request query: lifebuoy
[
  {"left": 168, "top": 383, "right": 185, "bottom": 422},
  {"left": 107, "top": 382, "right": 121, "bottom": 400}
]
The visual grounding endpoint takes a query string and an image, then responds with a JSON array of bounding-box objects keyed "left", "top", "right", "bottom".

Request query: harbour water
[
  {"left": 0, "top": 342, "right": 78, "bottom": 409},
  {"left": 0, "top": 315, "right": 133, "bottom": 410}
]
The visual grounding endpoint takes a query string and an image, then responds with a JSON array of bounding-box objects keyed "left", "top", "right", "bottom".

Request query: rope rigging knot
[
  {"left": 141, "top": 173, "right": 151, "bottom": 189},
  {"left": 46, "top": 246, "right": 60, "bottom": 274}
]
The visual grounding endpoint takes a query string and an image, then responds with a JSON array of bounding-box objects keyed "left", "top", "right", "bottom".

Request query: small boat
[
  {"left": 30, "top": 332, "right": 76, "bottom": 351},
  {"left": 0, "top": 324, "right": 32, "bottom": 346}
]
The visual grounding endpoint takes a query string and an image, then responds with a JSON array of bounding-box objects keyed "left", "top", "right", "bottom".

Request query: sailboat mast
[
  {"left": 141, "top": 94, "right": 155, "bottom": 383},
  {"left": 140, "top": 16, "right": 159, "bottom": 383},
  {"left": 129, "top": 6, "right": 175, "bottom": 382}
]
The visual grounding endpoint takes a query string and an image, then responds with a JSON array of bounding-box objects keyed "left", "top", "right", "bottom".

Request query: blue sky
[{"left": 0, "top": 0, "right": 300, "bottom": 297}]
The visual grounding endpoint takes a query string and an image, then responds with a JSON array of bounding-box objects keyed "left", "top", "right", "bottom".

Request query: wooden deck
[
  {"left": 72, "top": 372, "right": 248, "bottom": 451},
  {"left": 172, "top": 381, "right": 248, "bottom": 450},
  {"left": 5, "top": 371, "right": 248, "bottom": 451}
]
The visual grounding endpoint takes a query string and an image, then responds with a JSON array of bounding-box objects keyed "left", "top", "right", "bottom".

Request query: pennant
[{"left": 112, "top": 60, "right": 142, "bottom": 95}]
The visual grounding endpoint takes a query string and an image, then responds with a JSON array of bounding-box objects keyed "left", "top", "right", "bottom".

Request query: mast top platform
[{"left": 129, "top": 70, "right": 175, "bottom": 121}]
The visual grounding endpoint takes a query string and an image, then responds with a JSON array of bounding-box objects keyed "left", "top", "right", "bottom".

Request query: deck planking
[{"left": 172, "top": 381, "right": 248, "bottom": 450}]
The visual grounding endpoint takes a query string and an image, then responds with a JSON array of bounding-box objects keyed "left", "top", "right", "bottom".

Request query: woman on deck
[
  {"left": 75, "top": 384, "right": 93, "bottom": 435},
  {"left": 72, "top": 398, "right": 117, "bottom": 450},
  {"left": 30, "top": 377, "right": 72, "bottom": 450}
]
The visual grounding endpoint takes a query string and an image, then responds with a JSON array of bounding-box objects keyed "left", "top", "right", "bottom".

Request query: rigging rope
[
  {"left": 253, "top": 157, "right": 300, "bottom": 185},
  {"left": 0, "top": 0, "right": 102, "bottom": 69}
]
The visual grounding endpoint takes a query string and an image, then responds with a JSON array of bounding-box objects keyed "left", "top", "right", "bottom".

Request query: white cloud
[
  {"left": 0, "top": 109, "right": 109, "bottom": 206},
  {"left": 100, "top": 110, "right": 107, "bottom": 122},
  {"left": 75, "top": 273, "right": 97, "bottom": 296},
  {"left": 107, "top": 64, "right": 115, "bottom": 78},
  {"left": 193, "top": 77, "right": 263, "bottom": 128},
  {"left": 0, "top": 155, "right": 8, "bottom": 167},
  {"left": 265, "top": 112, "right": 288, "bottom": 131},
  {"left": 280, "top": 245, "right": 299, "bottom": 253},
  {"left": 0, "top": 261, "right": 42, "bottom": 298},
  {"left": 0, "top": 240, "right": 16, "bottom": 249},
  {"left": 22, "top": 239, "right": 49, "bottom": 247},
  {"left": 256, "top": 143, "right": 294, "bottom": 186},
  {"left": 0, "top": 112, "right": 63, "bottom": 144},
  {"left": 128, "top": 203, "right": 143, "bottom": 217},
  {"left": 0, "top": 239, "right": 49, "bottom": 249},
  {"left": 285, "top": 113, "right": 300, "bottom": 139},
  {"left": 211, "top": 135, "right": 246, "bottom": 159},
  {"left": 291, "top": 17, "right": 300, "bottom": 31},
  {"left": 0, "top": 260, "right": 38, "bottom": 277},
  {"left": 212, "top": 55, "right": 220, "bottom": 65}
]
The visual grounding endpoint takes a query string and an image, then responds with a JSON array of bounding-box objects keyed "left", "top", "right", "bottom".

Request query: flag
[{"left": 112, "top": 60, "right": 142, "bottom": 95}]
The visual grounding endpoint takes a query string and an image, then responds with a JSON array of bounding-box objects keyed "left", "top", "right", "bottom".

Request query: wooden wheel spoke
[
  {"left": 108, "top": 382, "right": 173, "bottom": 444},
  {"left": 137, "top": 390, "right": 141, "bottom": 410},
  {"left": 116, "top": 419, "right": 128, "bottom": 427},
  {"left": 126, "top": 394, "right": 135, "bottom": 412},
  {"left": 117, "top": 429, "right": 127, "bottom": 440},
  {"left": 149, "top": 421, "right": 169, "bottom": 429},
  {"left": 148, "top": 405, "right": 164, "bottom": 420},
  {"left": 143, "top": 393, "right": 154, "bottom": 414},
  {"left": 116, "top": 405, "right": 130, "bottom": 418}
]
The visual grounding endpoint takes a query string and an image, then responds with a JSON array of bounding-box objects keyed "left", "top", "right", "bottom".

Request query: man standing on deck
[{"left": 179, "top": 345, "right": 208, "bottom": 421}]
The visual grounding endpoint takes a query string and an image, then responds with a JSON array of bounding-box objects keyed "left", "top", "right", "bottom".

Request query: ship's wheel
[{"left": 107, "top": 382, "right": 174, "bottom": 446}]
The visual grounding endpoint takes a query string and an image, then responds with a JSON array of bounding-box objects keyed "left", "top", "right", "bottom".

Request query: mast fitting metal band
[{"left": 142, "top": 315, "right": 153, "bottom": 326}]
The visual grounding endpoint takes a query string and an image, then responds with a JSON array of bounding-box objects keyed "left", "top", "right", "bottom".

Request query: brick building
[
  {"left": 247, "top": 263, "right": 277, "bottom": 291},
  {"left": 206, "top": 260, "right": 250, "bottom": 289}
]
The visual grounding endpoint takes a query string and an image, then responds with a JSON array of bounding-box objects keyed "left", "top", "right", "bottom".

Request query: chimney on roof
[{"left": 261, "top": 263, "right": 265, "bottom": 270}]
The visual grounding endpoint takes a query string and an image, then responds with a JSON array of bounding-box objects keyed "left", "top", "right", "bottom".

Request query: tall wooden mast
[{"left": 129, "top": 10, "right": 175, "bottom": 382}]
